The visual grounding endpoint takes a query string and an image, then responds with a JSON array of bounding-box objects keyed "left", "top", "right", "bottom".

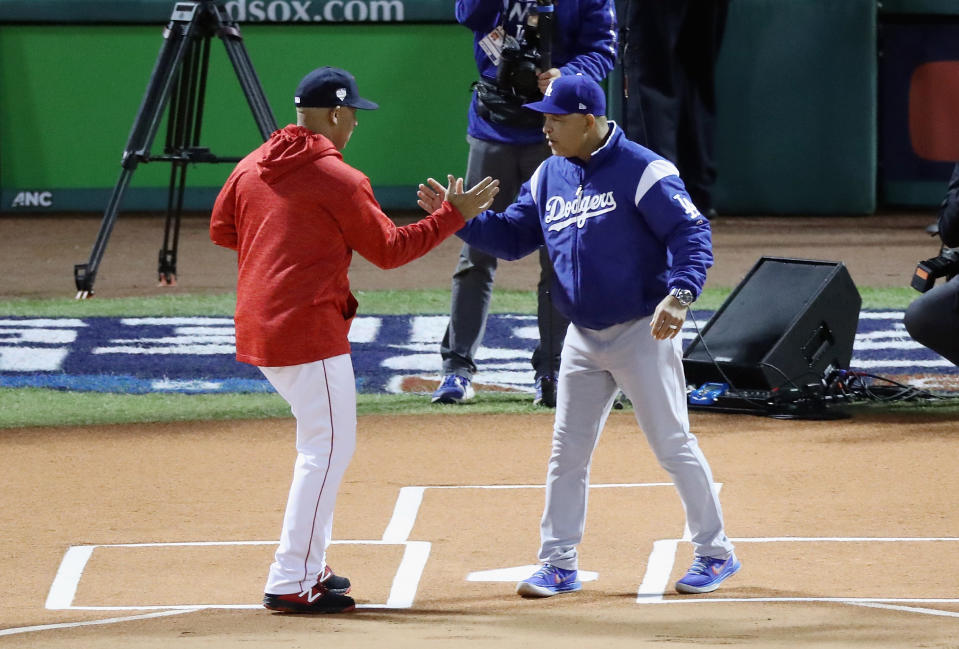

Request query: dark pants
[
  {"left": 621, "top": 0, "right": 729, "bottom": 212},
  {"left": 441, "top": 135, "right": 570, "bottom": 380},
  {"left": 904, "top": 276, "right": 959, "bottom": 366}
]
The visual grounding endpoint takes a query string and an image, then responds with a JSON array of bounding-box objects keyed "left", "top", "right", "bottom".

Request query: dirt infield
[
  {"left": 2, "top": 411, "right": 959, "bottom": 647},
  {"left": 2, "top": 211, "right": 959, "bottom": 646},
  {"left": 0, "top": 210, "right": 941, "bottom": 298}
]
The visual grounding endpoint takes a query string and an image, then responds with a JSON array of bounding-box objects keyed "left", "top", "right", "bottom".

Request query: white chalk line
[
  {"left": 20, "top": 483, "right": 959, "bottom": 636},
  {"left": 637, "top": 535, "right": 959, "bottom": 615},
  {"left": 27, "top": 537, "right": 430, "bottom": 641},
  {"left": 0, "top": 610, "right": 199, "bottom": 638},
  {"left": 381, "top": 483, "right": 676, "bottom": 544},
  {"left": 846, "top": 601, "right": 959, "bottom": 619}
]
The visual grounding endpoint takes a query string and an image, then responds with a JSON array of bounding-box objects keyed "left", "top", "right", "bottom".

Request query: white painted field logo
[
  {"left": 545, "top": 191, "right": 617, "bottom": 232},
  {"left": 11, "top": 191, "right": 53, "bottom": 208},
  {"left": 0, "top": 312, "right": 954, "bottom": 394}
]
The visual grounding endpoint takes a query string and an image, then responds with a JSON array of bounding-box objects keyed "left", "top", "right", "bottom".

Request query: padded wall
[{"left": 713, "top": 0, "right": 877, "bottom": 215}]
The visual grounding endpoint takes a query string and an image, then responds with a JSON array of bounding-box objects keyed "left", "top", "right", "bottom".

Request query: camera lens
[{"left": 509, "top": 62, "right": 539, "bottom": 97}]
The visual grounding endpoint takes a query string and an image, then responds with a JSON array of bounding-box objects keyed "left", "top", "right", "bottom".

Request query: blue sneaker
[
  {"left": 675, "top": 554, "right": 741, "bottom": 594},
  {"left": 431, "top": 374, "right": 475, "bottom": 404},
  {"left": 516, "top": 564, "right": 581, "bottom": 597}
]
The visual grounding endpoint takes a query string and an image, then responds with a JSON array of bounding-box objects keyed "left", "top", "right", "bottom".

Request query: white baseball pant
[{"left": 259, "top": 354, "right": 357, "bottom": 595}]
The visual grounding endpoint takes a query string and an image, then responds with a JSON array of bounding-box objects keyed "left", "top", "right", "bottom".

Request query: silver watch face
[{"left": 671, "top": 289, "right": 693, "bottom": 306}]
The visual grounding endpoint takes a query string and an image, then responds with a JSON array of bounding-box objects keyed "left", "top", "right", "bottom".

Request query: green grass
[
  {"left": 0, "top": 286, "right": 941, "bottom": 429},
  {"left": 0, "top": 389, "right": 551, "bottom": 429},
  {"left": 0, "top": 286, "right": 920, "bottom": 317},
  {"left": 3, "top": 384, "right": 956, "bottom": 430},
  {"left": 1, "top": 293, "right": 239, "bottom": 318}
]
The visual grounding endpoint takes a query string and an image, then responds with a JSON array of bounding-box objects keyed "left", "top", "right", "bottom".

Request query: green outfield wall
[
  {"left": 713, "top": 0, "right": 877, "bottom": 214},
  {"left": 0, "top": 21, "right": 478, "bottom": 212},
  {"left": 1, "top": 0, "right": 958, "bottom": 215}
]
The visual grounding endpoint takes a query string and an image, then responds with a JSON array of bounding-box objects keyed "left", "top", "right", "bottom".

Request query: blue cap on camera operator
[{"left": 523, "top": 74, "right": 606, "bottom": 116}]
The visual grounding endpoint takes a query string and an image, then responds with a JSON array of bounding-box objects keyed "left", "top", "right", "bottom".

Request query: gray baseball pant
[{"left": 537, "top": 316, "right": 734, "bottom": 570}]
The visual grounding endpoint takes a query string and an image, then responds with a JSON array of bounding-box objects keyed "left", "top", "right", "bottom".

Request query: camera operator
[
  {"left": 432, "top": 0, "right": 617, "bottom": 407},
  {"left": 904, "top": 162, "right": 959, "bottom": 366}
]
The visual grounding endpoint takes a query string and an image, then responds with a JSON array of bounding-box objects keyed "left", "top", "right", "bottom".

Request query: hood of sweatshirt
[{"left": 256, "top": 124, "right": 341, "bottom": 185}]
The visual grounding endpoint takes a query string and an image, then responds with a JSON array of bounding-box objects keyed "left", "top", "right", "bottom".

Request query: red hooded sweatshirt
[{"left": 210, "top": 124, "right": 465, "bottom": 367}]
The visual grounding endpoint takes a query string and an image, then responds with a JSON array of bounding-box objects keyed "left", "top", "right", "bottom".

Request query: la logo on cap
[
  {"left": 336, "top": 88, "right": 347, "bottom": 101},
  {"left": 578, "top": 103, "right": 587, "bottom": 109},
  {"left": 544, "top": 80, "right": 555, "bottom": 96}
]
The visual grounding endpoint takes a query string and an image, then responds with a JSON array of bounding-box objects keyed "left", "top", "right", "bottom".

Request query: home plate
[{"left": 466, "top": 565, "right": 599, "bottom": 582}]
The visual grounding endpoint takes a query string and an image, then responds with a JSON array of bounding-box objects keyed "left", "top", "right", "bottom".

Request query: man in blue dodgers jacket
[{"left": 419, "top": 75, "right": 739, "bottom": 598}]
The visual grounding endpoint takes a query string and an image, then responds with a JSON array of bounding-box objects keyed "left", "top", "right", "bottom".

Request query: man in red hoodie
[{"left": 211, "top": 66, "right": 498, "bottom": 614}]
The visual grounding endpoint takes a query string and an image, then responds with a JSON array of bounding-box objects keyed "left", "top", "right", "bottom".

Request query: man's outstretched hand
[{"left": 417, "top": 175, "right": 499, "bottom": 220}]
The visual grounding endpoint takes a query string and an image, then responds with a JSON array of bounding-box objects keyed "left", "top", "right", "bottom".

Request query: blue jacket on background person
[{"left": 456, "top": 0, "right": 617, "bottom": 145}]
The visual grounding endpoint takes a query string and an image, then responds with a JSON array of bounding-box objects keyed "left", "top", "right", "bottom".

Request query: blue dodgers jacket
[
  {"left": 456, "top": 0, "right": 617, "bottom": 145},
  {"left": 457, "top": 123, "right": 714, "bottom": 330}
]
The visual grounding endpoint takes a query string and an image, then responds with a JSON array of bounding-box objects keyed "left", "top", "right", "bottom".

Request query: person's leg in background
[
  {"left": 904, "top": 276, "right": 959, "bottom": 366},
  {"left": 675, "top": 0, "right": 729, "bottom": 216},
  {"left": 531, "top": 247, "right": 570, "bottom": 406},
  {"left": 621, "top": 0, "right": 687, "bottom": 155},
  {"left": 434, "top": 138, "right": 552, "bottom": 404},
  {"left": 618, "top": 0, "right": 648, "bottom": 148},
  {"left": 518, "top": 141, "right": 569, "bottom": 407}
]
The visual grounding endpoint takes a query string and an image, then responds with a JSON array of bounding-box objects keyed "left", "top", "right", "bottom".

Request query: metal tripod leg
[
  {"left": 153, "top": 4, "right": 278, "bottom": 286},
  {"left": 214, "top": 5, "right": 277, "bottom": 139},
  {"left": 73, "top": 1, "right": 277, "bottom": 299},
  {"left": 73, "top": 3, "right": 204, "bottom": 298},
  {"left": 158, "top": 20, "right": 210, "bottom": 286}
]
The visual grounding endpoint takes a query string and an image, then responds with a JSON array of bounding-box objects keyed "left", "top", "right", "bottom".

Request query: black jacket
[{"left": 939, "top": 163, "right": 959, "bottom": 248}]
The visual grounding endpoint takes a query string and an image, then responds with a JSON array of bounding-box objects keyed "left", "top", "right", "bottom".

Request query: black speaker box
[{"left": 683, "top": 257, "right": 861, "bottom": 390}]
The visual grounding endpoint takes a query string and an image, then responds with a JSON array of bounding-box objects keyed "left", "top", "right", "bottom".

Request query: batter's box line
[
  {"left": 637, "top": 536, "right": 959, "bottom": 611},
  {"left": 380, "top": 483, "right": 690, "bottom": 544},
  {"left": 45, "top": 539, "right": 430, "bottom": 611}
]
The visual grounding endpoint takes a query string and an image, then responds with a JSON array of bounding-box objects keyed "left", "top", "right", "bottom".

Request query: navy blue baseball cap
[
  {"left": 295, "top": 66, "right": 379, "bottom": 110},
  {"left": 523, "top": 74, "right": 606, "bottom": 116}
]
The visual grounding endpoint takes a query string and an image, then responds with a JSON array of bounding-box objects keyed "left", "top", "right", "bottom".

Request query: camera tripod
[{"left": 73, "top": 0, "right": 277, "bottom": 299}]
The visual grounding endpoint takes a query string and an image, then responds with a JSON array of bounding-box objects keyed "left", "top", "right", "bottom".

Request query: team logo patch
[
  {"left": 672, "top": 193, "right": 702, "bottom": 219},
  {"left": 544, "top": 191, "right": 618, "bottom": 232},
  {"left": 336, "top": 88, "right": 347, "bottom": 101}
]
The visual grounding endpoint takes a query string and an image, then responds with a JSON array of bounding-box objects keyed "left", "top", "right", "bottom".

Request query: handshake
[{"left": 416, "top": 175, "right": 499, "bottom": 220}]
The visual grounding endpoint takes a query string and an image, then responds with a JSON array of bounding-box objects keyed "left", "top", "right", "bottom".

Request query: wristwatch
[{"left": 668, "top": 287, "right": 695, "bottom": 307}]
